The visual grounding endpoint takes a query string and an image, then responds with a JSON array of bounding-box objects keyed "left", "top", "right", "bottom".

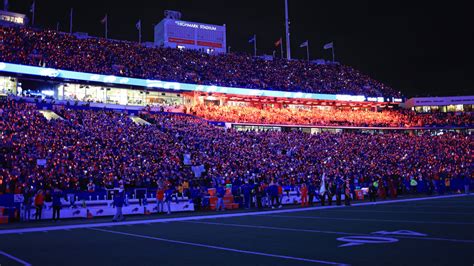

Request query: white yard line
[
  {"left": 370, "top": 204, "right": 474, "bottom": 209},
  {"left": 319, "top": 209, "right": 471, "bottom": 215},
  {"left": 0, "top": 194, "right": 470, "bottom": 235},
  {"left": 0, "top": 250, "right": 32, "bottom": 266},
  {"left": 89, "top": 228, "right": 349, "bottom": 266},
  {"left": 183, "top": 221, "right": 474, "bottom": 244},
  {"left": 266, "top": 214, "right": 474, "bottom": 225}
]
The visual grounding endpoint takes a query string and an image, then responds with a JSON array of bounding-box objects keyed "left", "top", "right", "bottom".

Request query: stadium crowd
[
  {"left": 0, "top": 26, "right": 400, "bottom": 97},
  {"left": 192, "top": 104, "right": 474, "bottom": 127},
  {"left": 1, "top": 100, "right": 471, "bottom": 210}
]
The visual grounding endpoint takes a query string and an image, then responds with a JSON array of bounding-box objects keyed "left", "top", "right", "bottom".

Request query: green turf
[{"left": 0, "top": 195, "right": 473, "bottom": 266}]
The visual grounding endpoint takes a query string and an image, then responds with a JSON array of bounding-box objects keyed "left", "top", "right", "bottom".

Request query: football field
[{"left": 1, "top": 194, "right": 473, "bottom": 266}]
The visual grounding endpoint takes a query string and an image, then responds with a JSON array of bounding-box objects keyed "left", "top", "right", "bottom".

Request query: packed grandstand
[
  {"left": 0, "top": 26, "right": 401, "bottom": 97},
  {"left": 0, "top": 22, "right": 472, "bottom": 223},
  {"left": 0, "top": 100, "right": 471, "bottom": 196}
]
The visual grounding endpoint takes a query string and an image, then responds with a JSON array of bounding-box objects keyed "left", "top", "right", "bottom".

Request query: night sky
[{"left": 6, "top": 0, "right": 474, "bottom": 97}]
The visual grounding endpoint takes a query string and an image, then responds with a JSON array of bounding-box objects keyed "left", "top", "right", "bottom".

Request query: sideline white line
[
  {"left": 0, "top": 194, "right": 470, "bottom": 235},
  {"left": 183, "top": 221, "right": 474, "bottom": 244},
  {"left": 266, "top": 214, "right": 474, "bottom": 225},
  {"left": 0, "top": 250, "right": 32, "bottom": 266},
  {"left": 90, "top": 228, "right": 348, "bottom": 265}
]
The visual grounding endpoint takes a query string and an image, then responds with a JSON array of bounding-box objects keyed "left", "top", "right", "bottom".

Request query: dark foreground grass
[{"left": 0, "top": 195, "right": 473, "bottom": 266}]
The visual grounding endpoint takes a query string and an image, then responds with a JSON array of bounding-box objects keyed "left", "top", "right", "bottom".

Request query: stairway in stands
[{"left": 129, "top": 115, "right": 151, "bottom": 125}]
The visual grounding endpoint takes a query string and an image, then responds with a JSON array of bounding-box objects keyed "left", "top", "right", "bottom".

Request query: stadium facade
[{"left": 154, "top": 18, "right": 226, "bottom": 54}]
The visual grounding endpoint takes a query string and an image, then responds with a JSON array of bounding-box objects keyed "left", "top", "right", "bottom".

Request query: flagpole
[
  {"left": 280, "top": 38, "right": 283, "bottom": 58},
  {"left": 306, "top": 41, "right": 309, "bottom": 61},
  {"left": 284, "top": 0, "right": 291, "bottom": 60},
  {"left": 105, "top": 14, "right": 108, "bottom": 39},
  {"left": 69, "top": 8, "right": 73, "bottom": 34},
  {"left": 31, "top": 1, "right": 35, "bottom": 26},
  {"left": 139, "top": 22, "right": 142, "bottom": 43},
  {"left": 254, "top": 34, "right": 257, "bottom": 57},
  {"left": 332, "top": 45, "right": 335, "bottom": 63}
]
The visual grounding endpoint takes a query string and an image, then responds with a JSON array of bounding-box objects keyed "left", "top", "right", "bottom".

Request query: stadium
[{"left": 0, "top": 1, "right": 473, "bottom": 266}]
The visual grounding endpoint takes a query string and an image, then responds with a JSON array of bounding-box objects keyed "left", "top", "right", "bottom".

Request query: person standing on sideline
[
  {"left": 369, "top": 182, "right": 377, "bottom": 202},
  {"left": 156, "top": 186, "right": 165, "bottom": 214},
  {"left": 52, "top": 187, "right": 62, "bottom": 221},
  {"left": 22, "top": 186, "right": 33, "bottom": 222},
  {"left": 300, "top": 183, "right": 308, "bottom": 207},
  {"left": 277, "top": 182, "right": 284, "bottom": 206},
  {"left": 216, "top": 184, "right": 225, "bottom": 211},
  {"left": 327, "top": 180, "right": 336, "bottom": 206},
  {"left": 242, "top": 181, "right": 252, "bottom": 209},
  {"left": 335, "top": 182, "right": 342, "bottom": 206},
  {"left": 112, "top": 191, "right": 125, "bottom": 222},
  {"left": 344, "top": 180, "right": 351, "bottom": 206},
  {"left": 34, "top": 190, "right": 44, "bottom": 220},
  {"left": 164, "top": 186, "right": 174, "bottom": 214},
  {"left": 308, "top": 181, "right": 316, "bottom": 207},
  {"left": 269, "top": 181, "right": 281, "bottom": 208},
  {"left": 464, "top": 175, "right": 471, "bottom": 194}
]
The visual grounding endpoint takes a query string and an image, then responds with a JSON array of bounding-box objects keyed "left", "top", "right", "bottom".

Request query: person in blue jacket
[
  {"left": 242, "top": 181, "right": 252, "bottom": 209},
  {"left": 464, "top": 175, "right": 471, "bottom": 194},
  {"left": 164, "top": 187, "right": 174, "bottom": 214},
  {"left": 216, "top": 184, "right": 225, "bottom": 211},
  {"left": 52, "top": 187, "right": 62, "bottom": 221},
  {"left": 308, "top": 181, "right": 316, "bottom": 207},
  {"left": 190, "top": 185, "right": 202, "bottom": 211},
  {"left": 112, "top": 191, "right": 125, "bottom": 222},
  {"left": 269, "top": 182, "right": 280, "bottom": 209}
]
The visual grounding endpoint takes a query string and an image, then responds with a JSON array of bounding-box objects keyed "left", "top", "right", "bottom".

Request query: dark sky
[{"left": 7, "top": 0, "right": 474, "bottom": 97}]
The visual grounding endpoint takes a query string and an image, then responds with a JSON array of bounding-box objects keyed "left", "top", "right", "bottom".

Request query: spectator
[
  {"left": 52, "top": 187, "right": 62, "bottom": 221},
  {"left": 34, "top": 190, "right": 44, "bottom": 220},
  {"left": 112, "top": 191, "right": 125, "bottom": 222}
]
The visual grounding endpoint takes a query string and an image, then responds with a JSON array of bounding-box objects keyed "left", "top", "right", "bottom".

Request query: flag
[
  {"left": 323, "top": 42, "right": 333, "bottom": 49},
  {"left": 3, "top": 0, "right": 8, "bottom": 11},
  {"left": 319, "top": 173, "right": 326, "bottom": 195},
  {"left": 248, "top": 35, "right": 256, "bottom": 43},
  {"left": 30, "top": 1, "right": 35, "bottom": 13},
  {"left": 274, "top": 37, "right": 282, "bottom": 47},
  {"left": 100, "top": 14, "right": 107, "bottom": 24},
  {"left": 300, "top": 40, "right": 308, "bottom": 48},
  {"left": 135, "top": 20, "right": 141, "bottom": 30}
]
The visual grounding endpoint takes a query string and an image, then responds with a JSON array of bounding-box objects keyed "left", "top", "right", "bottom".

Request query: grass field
[{"left": 1, "top": 194, "right": 473, "bottom": 266}]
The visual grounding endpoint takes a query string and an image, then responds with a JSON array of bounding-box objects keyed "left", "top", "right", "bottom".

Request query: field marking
[
  {"left": 266, "top": 214, "right": 474, "bottom": 225},
  {"left": 89, "top": 228, "right": 349, "bottom": 265},
  {"left": 322, "top": 209, "right": 471, "bottom": 215},
  {"left": 372, "top": 205, "right": 474, "bottom": 209},
  {"left": 183, "top": 221, "right": 356, "bottom": 236},
  {"left": 183, "top": 221, "right": 474, "bottom": 244},
  {"left": 0, "top": 250, "right": 32, "bottom": 266},
  {"left": 0, "top": 194, "right": 470, "bottom": 235}
]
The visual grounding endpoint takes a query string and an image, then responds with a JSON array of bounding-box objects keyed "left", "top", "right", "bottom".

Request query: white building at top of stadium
[{"left": 154, "top": 10, "right": 226, "bottom": 54}]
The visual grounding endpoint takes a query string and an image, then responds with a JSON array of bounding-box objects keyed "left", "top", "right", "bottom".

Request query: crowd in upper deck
[{"left": 0, "top": 26, "right": 400, "bottom": 97}]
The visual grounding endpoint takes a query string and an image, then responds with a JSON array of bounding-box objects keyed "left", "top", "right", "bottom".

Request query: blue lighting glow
[{"left": 0, "top": 62, "right": 400, "bottom": 102}]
